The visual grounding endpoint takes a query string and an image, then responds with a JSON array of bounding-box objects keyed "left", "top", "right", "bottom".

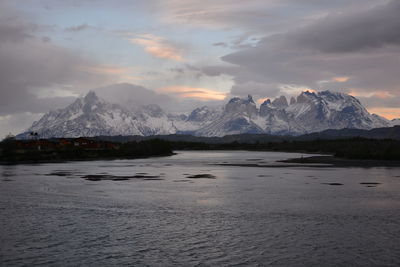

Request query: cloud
[
  {"left": 291, "top": 1, "right": 400, "bottom": 53},
  {"left": 94, "top": 83, "right": 174, "bottom": 109},
  {"left": 154, "top": 0, "right": 380, "bottom": 32},
  {"left": 65, "top": 23, "right": 90, "bottom": 32},
  {"left": 158, "top": 86, "right": 227, "bottom": 101},
  {"left": 331, "top": 76, "right": 350, "bottom": 83},
  {"left": 0, "top": 112, "right": 43, "bottom": 139},
  {"left": 79, "top": 64, "right": 143, "bottom": 82},
  {"left": 94, "top": 83, "right": 225, "bottom": 114},
  {"left": 367, "top": 108, "right": 400, "bottom": 120},
  {"left": 231, "top": 81, "right": 281, "bottom": 98},
  {"left": 126, "top": 34, "right": 184, "bottom": 61},
  {"left": 212, "top": 42, "right": 228, "bottom": 47},
  {"left": 0, "top": 21, "right": 35, "bottom": 42},
  {"left": 0, "top": 12, "right": 114, "bottom": 115},
  {"left": 197, "top": 0, "right": 400, "bottom": 118}
]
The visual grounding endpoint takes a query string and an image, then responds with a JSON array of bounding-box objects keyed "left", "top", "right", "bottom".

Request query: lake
[{"left": 1, "top": 151, "right": 400, "bottom": 266}]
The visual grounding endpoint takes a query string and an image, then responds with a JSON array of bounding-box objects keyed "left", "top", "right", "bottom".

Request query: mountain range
[{"left": 18, "top": 90, "right": 400, "bottom": 138}]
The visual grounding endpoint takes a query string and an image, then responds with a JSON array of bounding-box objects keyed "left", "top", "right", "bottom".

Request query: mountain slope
[
  {"left": 195, "top": 95, "right": 264, "bottom": 136},
  {"left": 18, "top": 90, "right": 398, "bottom": 138},
  {"left": 18, "top": 92, "right": 177, "bottom": 138},
  {"left": 194, "top": 91, "right": 392, "bottom": 136}
]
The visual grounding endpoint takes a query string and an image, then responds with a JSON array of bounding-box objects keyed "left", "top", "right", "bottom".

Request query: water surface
[{"left": 1, "top": 151, "right": 400, "bottom": 266}]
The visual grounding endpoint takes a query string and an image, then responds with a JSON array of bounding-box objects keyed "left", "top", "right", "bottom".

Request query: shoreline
[
  {"left": 0, "top": 152, "right": 175, "bottom": 165},
  {"left": 279, "top": 155, "right": 400, "bottom": 167},
  {"left": 2, "top": 151, "right": 400, "bottom": 167}
]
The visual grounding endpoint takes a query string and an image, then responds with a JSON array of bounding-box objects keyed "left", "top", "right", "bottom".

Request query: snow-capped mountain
[
  {"left": 391, "top": 119, "right": 400, "bottom": 126},
  {"left": 195, "top": 95, "right": 264, "bottom": 136},
  {"left": 194, "top": 91, "right": 395, "bottom": 137},
  {"left": 170, "top": 106, "right": 221, "bottom": 133},
  {"left": 18, "top": 90, "right": 399, "bottom": 138},
  {"left": 18, "top": 91, "right": 177, "bottom": 138}
]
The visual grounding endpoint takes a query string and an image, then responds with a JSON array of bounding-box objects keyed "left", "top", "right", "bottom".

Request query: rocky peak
[
  {"left": 296, "top": 91, "right": 318, "bottom": 104},
  {"left": 225, "top": 95, "right": 257, "bottom": 117},
  {"left": 187, "top": 106, "right": 216, "bottom": 122},
  {"left": 81, "top": 91, "right": 105, "bottom": 114},
  {"left": 261, "top": 99, "right": 271, "bottom": 106},
  {"left": 272, "top": 96, "right": 288, "bottom": 108},
  {"left": 83, "top": 91, "right": 100, "bottom": 104},
  {"left": 142, "top": 104, "right": 165, "bottom": 117}
]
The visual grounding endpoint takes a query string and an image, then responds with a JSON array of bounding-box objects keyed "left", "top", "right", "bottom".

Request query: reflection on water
[{"left": 1, "top": 151, "right": 400, "bottom": 266}]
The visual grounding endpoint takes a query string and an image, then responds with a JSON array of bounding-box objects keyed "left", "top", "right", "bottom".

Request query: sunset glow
[
  {"left": 368, "top": 108, "right": 400, "bottom": 120},
  {"left": 159, "top": 86, "right": 227, "bottom": 100},
  {"left": 332, "top": 76, "right": 350, "bottom": 83},
  {"left": 128, "top": 34, "right": 184, "bottom": 62}
]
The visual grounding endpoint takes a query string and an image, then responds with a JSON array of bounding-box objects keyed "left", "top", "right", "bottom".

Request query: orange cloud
[
  {"left": 127, "top": 34, "right": 184, "bottom": 62},
  {"left": 332, "top": 76, "right": 350, "bottom": 82},
  {"left": 256, "top": 97, "right": 270, "bottom": 104},
  {"left": 348, "top": 90, "right": 394, "bottom": 99},
  {"left": 79, "top": 64, "right": 143, "bottom": 82},
  {"left": 368, "top": 108, "right": 400, "bottom": 120},
  {"left": 159, "top": 86, "right": 227, "bottom": 100}
]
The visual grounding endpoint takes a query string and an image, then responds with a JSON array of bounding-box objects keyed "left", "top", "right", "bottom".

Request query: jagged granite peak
[
  {"left": 84, "top": 90, "right": 99, "bottom": 102},
  {"left": 141, "top": 104, "right": 165, "bottom": 118},
  {"left": 194, "top": 95, "right": 262, "bottom": 136},
  {"left": 196, "top": 90, "right": 391, "bottom": 136},
  {"left": 296, "top": 91, "right": 318, "bottom": 104},
  {"left": 259, "top": 99, "right": 274, "bottom": 116},
  {"left": 187, "top": 106, "right": 215, "bottom": 122},
  {"left": 262, "top": 99, "right": 271, "bottom": 105},
  {"left": 225, "top": 95, "right": 257, "bottom": 118},
  {"left": 272, "top": 96, "right": 288, "bottom": 108},
  {"left": 18, "top": 89, "right": 394, "bottom": 138}
]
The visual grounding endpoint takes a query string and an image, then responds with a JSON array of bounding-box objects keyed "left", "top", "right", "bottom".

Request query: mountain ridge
[{"left": 18, "top": 90, "right": 399, "bottom": 138}]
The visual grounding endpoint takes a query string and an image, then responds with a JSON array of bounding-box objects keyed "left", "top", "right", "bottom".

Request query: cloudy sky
[{"left": 1, "top": 0, "right": 400, "bottom": 138}]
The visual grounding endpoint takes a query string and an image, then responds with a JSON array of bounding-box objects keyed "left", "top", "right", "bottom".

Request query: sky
[{"left": 1, "top": 0, "right": 400, "bottom": 138}]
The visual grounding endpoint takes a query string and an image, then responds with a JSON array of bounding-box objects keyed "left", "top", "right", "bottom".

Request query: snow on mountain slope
[
  {"left": 172, "top": 106, "right": 221, "bottom": 133},
  {"left": 196, "top": 91, "right": 392, "bottom": 137},
  {"left": 19, "top": 91, "right": 177, "bottom": 138},
  {"left": 18, "top": 90, "right": 393, "bottom": 138},
  {"left": 195, "top": 95, "right": 264, "bottom": 137},
  {"left": 391, "top": 119, "right": 400, "bottom": 126}
]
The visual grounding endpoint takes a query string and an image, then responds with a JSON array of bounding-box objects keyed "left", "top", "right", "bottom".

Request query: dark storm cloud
[
  {"left": 0, "top": 16, "right": 112, "bottom": 115},
  {"left": 156, "top": 0, "right": 381, "bottom": 32},
  {"left": 0, "top": 35, "right": 111, "bottom": 114},
  {"left": 291, "top": 0, "right": 400, "bottom": 53},
  {"left": 200, "top": 0, "right": 400, "bottom": 107}
]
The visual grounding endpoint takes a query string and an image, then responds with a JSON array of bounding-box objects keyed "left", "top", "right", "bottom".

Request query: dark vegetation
[
  {"left": 166, "top": 138, "right": 400, "bottom": 160},
  {"left": 93, "top": 125, "right": 400, "bottom": 143},
  {"left": 0, "top": 138, "right": 172, "bottom": 164},
  {"left": 2, "top": 134, "right": 400, "bottom": 164}
]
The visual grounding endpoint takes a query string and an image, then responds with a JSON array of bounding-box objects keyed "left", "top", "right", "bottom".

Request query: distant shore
[
  {"left": 216, "top": 155, "right": 400, "bottom": 168},
  {"left": 280, "top": 155, "right": 400, "bottom": 167}
]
